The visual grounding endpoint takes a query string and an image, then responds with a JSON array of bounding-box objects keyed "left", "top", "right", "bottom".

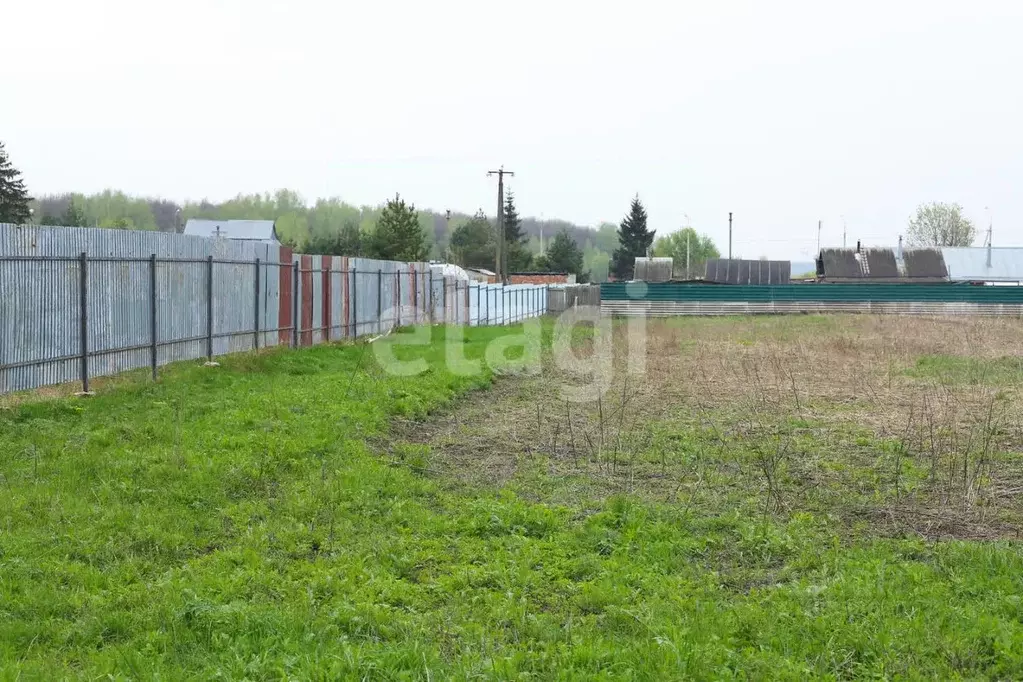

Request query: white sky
[{"left": 5, "top": 0, "right": 1022, "bottom": 259}]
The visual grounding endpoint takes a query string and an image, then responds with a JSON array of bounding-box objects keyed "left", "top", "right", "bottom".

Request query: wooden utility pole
[{"left": 487, "top": 167, "right": 514, "bottom": 283}]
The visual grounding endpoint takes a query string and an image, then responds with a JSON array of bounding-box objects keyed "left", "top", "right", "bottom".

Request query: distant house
[
  {"left": 183, "top": 219, "right": 280, "bottom": 244},
  {"left": 509, "top": 272, "right": 575, "bottom": 285},
  {"left": 465, "top": 267, "right": 497, "bottom": 283}
]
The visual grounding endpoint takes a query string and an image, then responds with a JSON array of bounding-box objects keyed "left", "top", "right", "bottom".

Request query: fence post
[
  {"left": 476, "top": 284, "right": 481, "bottom": 326},
  {"left": 206, "top": 255, "right": 214, "bottom": 362},
  {"left": 78, "top": 252, "right": 89, "bottom": 394},
  {"left": 254, "top": 257, "right": 261, "bottom": 350},
  {"left": 442, "top": 277, "right": 447, "bottom": 324},
  {"left": 377, "top": 269, "right": 383, "bottom": 333},
  {"left": 150, "top": 254, "right": 158, "bottom": 380},
  {"left": 428, "top": 270, "right": 434, "bottom": 324},
  {"left": 292, "top": 260, "right": 299, "bottom": 348},
  {"left": 396, "top": 270, "right": 401, "bottom": 327},
  {"left": 350, "top": 265, "right": 357, "bottom": 339}
]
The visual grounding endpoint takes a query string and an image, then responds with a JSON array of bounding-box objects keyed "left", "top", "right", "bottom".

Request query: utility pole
[
  {"left": 842, "top": 215, "right": 847, "bottom": 249},
  {"left": 985, "top": 206, "right": 993, "bottom": 268},
  {"left": 683, "top": 213, "right": 691, "bottom": 279},
  {"left": 686, "top": 231, "right": 690, "bottom": 280},
  {"left": 487, "top": 167, "right": 514, "bottom": 283},
  {"left": 817, "top": 220, "right": 822, "bottom": 253},
  {"left": 539, "top": 212, "right": 545, "bottom": 255},
  {"left": 728, "top": 212, "right": 733, "bottom": 260}
]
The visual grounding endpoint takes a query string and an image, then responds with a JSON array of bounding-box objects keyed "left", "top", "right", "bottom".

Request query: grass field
[{"left": 3, "top": 316, "right": 1023, "bottom": 679}]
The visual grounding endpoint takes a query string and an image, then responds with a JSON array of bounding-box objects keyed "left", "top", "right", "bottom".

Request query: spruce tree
[
  {"left": 502, "top": 191, "right": 532, "bottom": 272},
  {"left": 541, "top": 230, "right": 585, "bottom": 278},
  {"left": 61, "top": 198, "right": 88, "bottom": 227},
  {"left": 449, "top": 210, "right": 496, "bottom": 269},
  {"left": 610, "top": 195, "right": 654, "bottom": 280},
  {"left": 0, "top": 141, "right": 32, "bottom": 224},
  {"left": 368, "top": 194, "right": 429, "bottom": 261}
]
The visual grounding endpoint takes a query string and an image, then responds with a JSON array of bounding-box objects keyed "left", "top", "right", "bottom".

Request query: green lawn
[{"left": 2, "top": 323, "right": 1023, "bottom": 679}]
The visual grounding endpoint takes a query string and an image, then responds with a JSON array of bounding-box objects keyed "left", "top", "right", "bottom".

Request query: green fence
[{"left": 601, "top": 282, "right": 1023, "bottom": 304}]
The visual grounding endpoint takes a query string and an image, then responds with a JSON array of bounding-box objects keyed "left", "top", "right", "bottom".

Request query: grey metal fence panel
[
  {"left": 2, "top": 223, "right": 554, "bottom": 395},
  {"left": 310, "top": 258, "right": 324, "bottom": 345},
  {"left": 0, "top": 257, "right": 81, "bottom": 392},
  {"left": 157, "top": 260, "right": 206, "bottom": 366},
  {"left": 88, "top": 258, "right": 149, "bottom": 379}
]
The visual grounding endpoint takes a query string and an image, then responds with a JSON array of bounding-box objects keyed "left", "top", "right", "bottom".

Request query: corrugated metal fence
[
  {"left": 548, "top": 285, "right": 601, "bottom": 312},
  {"left": 600, "top": 282, "right": 1023, "bottom": 317},
  {"left": 0, "top": 224, "right": 548, "bottom": 395}
]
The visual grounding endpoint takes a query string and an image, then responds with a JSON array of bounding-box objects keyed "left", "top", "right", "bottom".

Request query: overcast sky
[{"left": 5, "top": 0, "right": 1022, "bottom": 259}]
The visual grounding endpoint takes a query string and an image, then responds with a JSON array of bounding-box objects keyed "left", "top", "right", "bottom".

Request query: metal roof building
[
  {"left": 183, "top": 219, "right": 279, "bottom": 244},
  {"left": 940, "top": 247, "right": 1023, "bottom": 282}
]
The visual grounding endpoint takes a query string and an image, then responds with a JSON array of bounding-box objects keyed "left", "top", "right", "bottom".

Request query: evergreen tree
[
  {"left": 61, "top": 198, "right": 88, "bottom": 227},
  {"left": 0, "top": 141, "right": 32, "bottom": 224},
  {"left": 306, "top": 219, "right": 362, "bottom": 256},
  {"left": 367, "top": 194, "right": 428, "bottom": 261},
  {"left": 502, "top": 191, "right": 532, "bottom": 272},
  {"left": 610, "top": 195, "right": 654, "bottom": 280},
  {"left": 536, "top": 230, "right": 586, "bottom": 279},
  {"left": 448, "top": 210, "right": 496, "bottom": 269}
]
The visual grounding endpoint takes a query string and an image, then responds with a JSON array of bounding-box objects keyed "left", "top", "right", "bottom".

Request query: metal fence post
[
  {"left": 428, "top": 270, "right": 434, "bottom": 324},
  {"left": 352, "top": 266, "right": 358, "bottom": 338},
  {"left": 206, "top": 255, "right": 214, "bottom": 361},
  {"left": 476, "top": 284, "right": 481, "bottom": 326},
  {"left": 78, "top": 252, "right": 89, "bottom": 394},
  {"left": 442, "top": 277, "right": 447, "bottom": 324},
  {"left": 396, "top": 270, "right": 401, "bottom": 327},
  {"left": 254, "top": 257, "right": 261, "bottom": 350},
  {"left": 292, "top": 260, "right": 299, "bottom": 348},
  {"left": 377, "top": 269, "right": 383, "bottom": 333},
  {"left": 150, "top": 254, "right": 158, "bottom": 380}
]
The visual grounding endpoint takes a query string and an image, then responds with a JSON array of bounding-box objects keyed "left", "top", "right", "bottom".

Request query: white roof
[
  {"left": 183, "top": 219, "right": 279, "bottom": 242},
  {"left": 941, "top": 247, "right": 1023, "bottom": 282},
  {"left": 429, "top": 263, "right": 471, "bottom": 281}
]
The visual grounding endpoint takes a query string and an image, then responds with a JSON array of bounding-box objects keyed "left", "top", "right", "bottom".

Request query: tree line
[{"left": 2, "top": 139, "right": 982, "bottom": 284}]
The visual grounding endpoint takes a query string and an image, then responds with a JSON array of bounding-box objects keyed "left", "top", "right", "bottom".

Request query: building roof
[
  {"left": 466, "top": 267, "right": 497, "bottom": 276},
  {"left": 183, "top": 219, "right": 279, "bottom": 242},
  {"left": 818, "top": 247, "right": 948, "bottom": 280},
  {"left": 941, "top": 247, "right": 1023, "bottom": 282},
  {"left": 705, "top": 258, "right": 791, "bottom": 285}
]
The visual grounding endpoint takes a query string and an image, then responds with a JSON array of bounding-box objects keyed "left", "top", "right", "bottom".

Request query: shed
[
  {"left": 183, "top": 219, "right": 280, "bottom": 244},
  {"left": 634, "top": 257, "right": 674, "bottom": 283}
]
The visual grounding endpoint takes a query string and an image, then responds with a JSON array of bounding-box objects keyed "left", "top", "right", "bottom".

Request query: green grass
[
  {"left": 3, "top": 324, "right": 1023, "bottom": 679},
  {"left": 909, "top": 354, "right": 1023, "bottom": 386}
]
